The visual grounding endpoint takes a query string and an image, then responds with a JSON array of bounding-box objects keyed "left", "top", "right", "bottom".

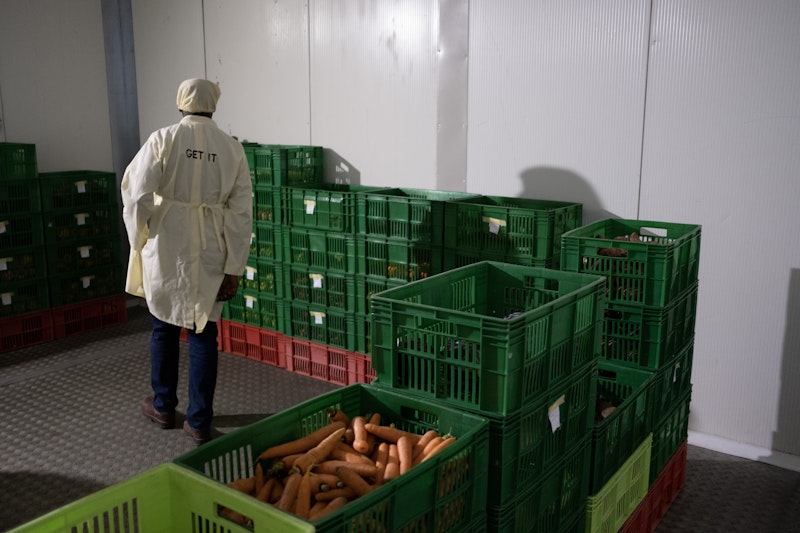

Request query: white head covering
[{"left": 176, "top": 78, "right": 221, "bottom": 113}]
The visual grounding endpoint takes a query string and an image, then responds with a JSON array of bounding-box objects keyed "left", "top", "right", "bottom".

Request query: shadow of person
[{"left": 518, "top": 166, "right": 616, "bottom": 224}]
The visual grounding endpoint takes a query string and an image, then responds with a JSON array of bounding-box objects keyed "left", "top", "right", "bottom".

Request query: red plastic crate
[
  {"left": 619, "top": 440, "right": 687, "bottom": 533},
  {"left": 219, "top": 320, "right": 283, "bottom": 367},
  {"left": 283, "top": 336, "right": 350, "bottom": 385},
  {"left": 179, "top": 323, "right": 224, "bottom": 351},
  {"left": 51, "top": 294, "right": 127, "bottom": 338},
  {"left": 347, "top": 351, "right": 376, "bottom": 384},
  {"left": 0, "top": 309, "right": 54, "bottom": 353}
]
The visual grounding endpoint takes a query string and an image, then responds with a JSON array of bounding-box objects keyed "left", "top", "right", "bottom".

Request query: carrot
[
  {"left": 412, "top": 436, "right": 443, "bottom": 466},
  {"left": 255, "top": 477, "right": 277, "bottom": 502},
  {"left": 384, "top": 444, "right": 400, "bottom": 481},
  {"left": 342, "top": 427, "right": 355, "bottom": 445},
  {"left": 309, "top": 500, "right": 327, "bottom": 519},
  {"left": 255, "top": 463, "right": 265, "bottom": 494},
  {"left": 326, "top": 407, "right": 350, "bottom": 425},
  {"left": 310, "top": 473, "right": 343, "bottom": 494},
  {"left": 270, "top": 478, "right": 285, "bottom": 503},
  {"left": 364, "top": 413, "right": 381, "bottom": 454},
  {"left": 275, "top": 471, "right": 303, "bottom": 511},
  {"left": 336, "top": 465, "right": 375, "bottom": 497},
  {"left": 309, "top": 496, "right": 348, "bottom": 521},
  {"left": 228, "top": 476, "right": 256, "bottom": 495},
  {"left": 364, "top": 423, "right": 422, "bottom": 445},
  {"left": 373, "top": 442, "right": 390, "bottom": 486},
  {"left": 421, "top": 436, "right": 456, "bottom": 462},
  {"left": 351, "top": 416, "right": 370, "bottom": 454},
  {"left": 293, "top": 469, "right": 313, "bottom": 519},
  {"left": 397, "top": 435, "right": 413, "bottom": 475},
  {"left": 313, "top": 486, "right": 356, "bottom": 502},
  {"left": 293, "top": 427, "right": 347, "bottom": 473},
  {"left": 331, "top": 441, "right": 377, "bottom": 466},
  {"left": 412, "top": 429, "right": 439, "bottom": 461},
  {"left": 315, "top": 460, "right": 378, "bottom": 477},
  {"left": 281, "top": 453, "right": 304, "bottom": 469},
  {"left": 257, "top": 421, "right": 346, "bottom": 461}
]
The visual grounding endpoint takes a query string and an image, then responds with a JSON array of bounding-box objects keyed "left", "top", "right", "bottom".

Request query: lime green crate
[
  {"left": 443, "top": 246, "right": 554, "bottom": 271},
  {"left": 560, "top": 218, "right": 701, "bottom": 308},
  {"left": 284, "top": 226, "right": 357, "bottom": 273},
  {"left": 48, "top": 265, "right": 122, "bottom": 307},
  {"left": 282, "top": 183, "right": 385, "bottom": 233},
  {"left": 42, "top": 206, "right": 119, "bottom": 242},
  {"left": 251, "top": 221, "right": 283, "bottom": 261},
  {"left": 39, "top": 170, "right": 118, "bottom": 211},
  {"left": 355, "top": 274, "right": 407, "bottom": 315},
  {"left": 358, "top": 188, "right": 480, "bottom": 245},
  {"left": 283, "top": 300, "right": 357, "bottom": 351},
  {"left": 486, "top": 435, "right": 591, "bottom": 533},
  {"left": 223, "top": 289, "right": 283, "bottom": 331},
  {"left": 0, "top": 213, "right": 44, "bottom": 249},
  {"left": 650, "top": 387, "right": 691, "bottom": 484},
  {"left": 253, "top": 184, "right": 281, "bottom": 223},
  {"left": 0, "top": 277, "right": 49, "bottom": 318},
  {"left": 370, "top": 261, "right": 605, "bottom": 416},
  {"left": 586, "top": 433, "right": 652, "bottom": 533},
  {"left": 603, "top": 283, "right": 698, "bottom": 370},
  {"left": 7, "top": 462, "right": 313, "bottom": 533},
  {"left": 284, "top": 262, "right": 357, "bottom": 312},
  {"left": 45, "top": 236, "right": 121, "bottom": 275},
  {"left": 590, "top": 362, "right": 655, "bottom": 494},
  {"left": 241, "top": 256, "right": 283, "bottom": 297},
  {"left": 0, "top": 142, "right": 38, "bottom": 180},
  {"left": 649, "top": 338, "right": 693, "bottom": 424},
  {"left": 356, "top": 234, "right": 443, "bottom": 282},
  {"left": 0, "top": 178, "right": 41, "bottom": 214},
  {"left": 174, "top": 383, "right": 489, "bottom": 533},
  {"left": 0, "top": 246, "right": 47, "bottom": 283},
  {"left": 444, "top": 195, "right": 582, "bottom": 265}
]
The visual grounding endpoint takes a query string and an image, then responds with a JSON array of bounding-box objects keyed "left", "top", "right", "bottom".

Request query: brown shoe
[
  {"left": 183, "top": 420, "right": 212, "bottom": 446},
  {"left": 141, "top": 396, "right": 175, "bottom": 429}
]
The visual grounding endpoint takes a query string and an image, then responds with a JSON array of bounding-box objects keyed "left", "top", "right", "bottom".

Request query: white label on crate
[
  {"left": 75, "top": 180, "right": 87, "bottom": 193},
  {"left": 548, "top": 395, "right": 565, "bottom": 432},
  {"left": 1, "top": 292, "right": 11, "bottom": 305},
  {"left": 0, "top": 258, "right": 9, "bottom": 271},
  {"left": 482, "top": 216, "right": 506, "bottom": 235},
  {"left": 246, "top": 266, "right": 256, "bottom": 281},
  {"left": 305, "top": 199, "right": 316, "bottom": 215},
  {"left": 81, "top": 276, "right": 93, "bottom": 289},
  {"left": 0, "top": 221, "right": 7, "bottom": 234},
  {"left": 79, "top": 246, "right": 91, "bottom": 259},
  {"left": 250, "top": 232, "right": 256, "bottom": 245},
  {"left": 75, "top": 213, "right": 89, "bottom": 226},
  {"left": 310, "top": 273, "right": 323, "bottom": 288},
  {"left": 245, "top": 295, "right": 256, "bottom": 308},
  {"left": 674, "top": 362, "right": 681, "bottom": 383},
  {"left": 311, "top": 311, "right": 325, "bottom": 324}
]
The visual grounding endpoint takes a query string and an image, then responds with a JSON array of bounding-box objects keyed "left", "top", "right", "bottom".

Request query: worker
[{"left": 121, "top": 78, "right": 253, "bottom": 445}]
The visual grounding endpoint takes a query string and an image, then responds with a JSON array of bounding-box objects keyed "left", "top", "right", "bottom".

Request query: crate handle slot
[{"left": 216, "top": 502, "right": 255, "bottom": 530}]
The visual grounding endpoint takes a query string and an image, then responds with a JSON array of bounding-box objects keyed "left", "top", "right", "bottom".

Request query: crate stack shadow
[{"left": 0, "top": 142, "right": 126, "bottom": 354}]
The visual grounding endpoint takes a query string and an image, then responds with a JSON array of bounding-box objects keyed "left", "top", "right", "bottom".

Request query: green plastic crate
[
  {"left": 649, "top": 387, "right": 691, "bottom": 484},
  {"left": 248, "top": 144, "right": 288, "bottom": 186},
  {"left": 0, "top": 213, "right": 45, "bottom": 249},
  {"left": 48, "top": 265, "right": 122, "bottom": 307},
  {"left": 282, "top": 183, "right": 385, "bottom": 233},
  {"left": 590, "top": 362, "right": 655, "bottom": 494},
  {"left": 486, "top": 435, "right": 591, "bottom": 533},
  {"left": 603, "top": 283, "right": 698, "bottom": 370},
  {"left": 649, "top": 338, "right": 694, "bottom": 423},
  {"left": 0, "top": 246, "right": 47, "bottom": 283},
  {"left": 283, "top": 300, "right": 357, "bottom": 351},
  {"left": 370, "top": 261, "right": 605, "bottom": 416},
  {"left": 251, "top": 221, "right": 283, "bottom": 261},
  {"left": 0, "top": 142, "right": 38, "bottom": 180},
  {"left": 241, "top": 256, "right": 283, "bottom": 297},
  {"left": 7, "top": 463, "right": 313, "bottom": 533},
  {"left": 586, "top": 433, "right": 652, "bottom": 533},
  {"left": 358, "top": 188, "right": 480, "bottom": 245},
  {"left": 0, "top": 179, "right": 41, "bottom": 214},
  {"left": 42, "top": 206, "right": 119, "bottom": 242},
  {"left": 223, "top": 289, "right": 283, "bottom": 331},
  {"left": 444, "top": 195, "right": 582, "bottom": 265},
  {"left": 253, "top": 184, "right": 281, "bottom": 223},
  {"left": 443, "top": 246, "right": 554, "bottom": 271},
  {"left": 355, "top": 274, "right": 407, "bottom": 315},
  {"left": 39, "top": 170, "right": 118, "bottom": 211},
  {"left": 285, "top": 145, "right": 325, "bottom": 185},
  {"left": 560, "top": 218, "right": 701, "bottom": 308},
  {"left": 244, "top": 144, "right": 324, "bottom": 187},
  {"left": 284, "top": 263, "right": 357, "bottom": 312},
  {"left": 174, "top": 383, "right": 489, "bottom": 533},
  {"left": 0, "top": 277, "right": 49, "bottom": 318},
  {"left": 284, "top": 227, "right": 357, "bottom": 273},
  {"left": 45, "top": 236, "right": 121, "bottom": 275},
  {"left": 357, "top": 235, "right": 443, "bottom": 282}
]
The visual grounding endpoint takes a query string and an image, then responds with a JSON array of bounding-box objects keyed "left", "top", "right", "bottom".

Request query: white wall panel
[
  {"left": 309, "top": 0, "right": 439, "bottom": 187},
  {"left": 0, "top": 0, "right": 112, "bottom": 172},
  {"left": 467, "top": 0, "right": 650, "bottom": 223},
  {"left": 642, "top": 0, "right": 800, "bottom": 454},
  {"left": 203, "top": 0, "right": 311, "bottom": 144}
]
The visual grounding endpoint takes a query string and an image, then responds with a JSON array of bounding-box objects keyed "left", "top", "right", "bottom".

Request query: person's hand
[{"left": 216, "top": 274, "right": 239, "bottom": 301}]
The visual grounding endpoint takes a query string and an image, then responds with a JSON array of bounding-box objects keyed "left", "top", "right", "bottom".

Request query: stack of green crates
[
  {"left": 369, "top": 261, "right": 607, "bottom": 532},
  {"left": 39, "top": 170, "right": 122, "bottom": 306},
  {"left": 0, "top": 143, "right": 48, "bottom": 317},
  {"left": 560, "top": 218, "right": 701, "bottom": 531}
]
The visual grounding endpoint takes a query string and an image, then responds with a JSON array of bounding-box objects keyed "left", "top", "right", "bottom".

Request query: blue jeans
[{"left": 150, "top": 314, "right": 218, "bottom": 432}]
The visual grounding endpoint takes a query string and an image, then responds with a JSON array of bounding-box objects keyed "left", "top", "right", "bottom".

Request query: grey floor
[{"left": 1, "top": 304, "right": 799, "bottom": 532}]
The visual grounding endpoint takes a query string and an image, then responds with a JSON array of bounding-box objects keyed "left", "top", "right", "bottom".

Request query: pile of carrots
[{"left": 221, "top": 407, "right": 456, "bottom": 525}]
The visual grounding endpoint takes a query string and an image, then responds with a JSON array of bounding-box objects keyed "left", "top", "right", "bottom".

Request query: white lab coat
[{"left": 121, "top": 115, "right": 253, "bottom": 333}]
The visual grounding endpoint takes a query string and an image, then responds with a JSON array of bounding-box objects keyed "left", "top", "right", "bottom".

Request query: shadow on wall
[
  {"left": 518, "top": 166, "right": 617, "bottom": 224},
  {"left": 768, "top": 268, "right": 800, "bottom": 460},
  {"left": 324, "top": 148, "right": 361, "bottom": 185}
]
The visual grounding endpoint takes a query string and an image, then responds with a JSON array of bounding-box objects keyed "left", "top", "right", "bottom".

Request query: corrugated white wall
[{"left": 1, "top": 0, "right": 799, "bottom": 460}]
